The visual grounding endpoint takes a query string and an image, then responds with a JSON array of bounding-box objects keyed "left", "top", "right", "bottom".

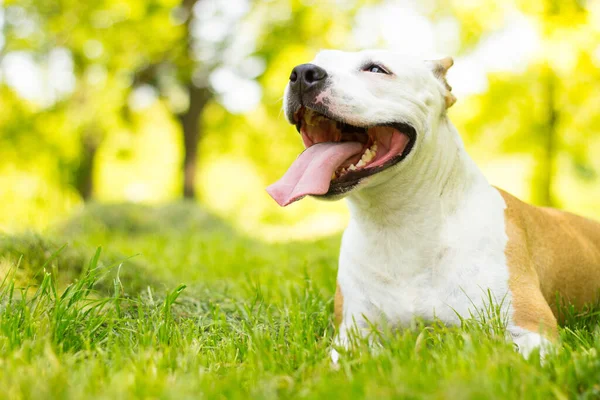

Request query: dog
[{"left": 266, "top": 50, "right": 600, "bottom": 362}]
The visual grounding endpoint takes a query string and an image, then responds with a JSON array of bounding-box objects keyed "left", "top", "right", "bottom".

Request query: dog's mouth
[{"left": 267, "top": 106, "right": 416, "bottom": 206}]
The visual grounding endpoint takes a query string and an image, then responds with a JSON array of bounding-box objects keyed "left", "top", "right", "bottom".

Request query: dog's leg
[
  {"left": 331, "top": 283, "right": 376, "bottom": 365},
  {"left": 331, "top": 318, "right": 374, "bottom": 365},
  {"left": 330, "top": 325, "right": 348, "bottom": 365},
  {"left": 332, "top": 283, "right": 345, "bottom": 365},
  {"left": 507, "top": 326, "right": 553, "bottom": 359},
  {"left": 508, "top": 283, "right": 558, "bottom": 360},
  {"left": 502, "top": 216, "right": 559, "bottom": 360}
]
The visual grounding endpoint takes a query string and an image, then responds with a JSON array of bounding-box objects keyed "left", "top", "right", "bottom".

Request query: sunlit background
[{"left": 2, "top": 0, "right": 600, "bottom": 241}]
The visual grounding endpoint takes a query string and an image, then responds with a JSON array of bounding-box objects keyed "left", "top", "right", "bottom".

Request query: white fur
[{"left": 285, "top": 50, "right": 548, "bottom": 362}]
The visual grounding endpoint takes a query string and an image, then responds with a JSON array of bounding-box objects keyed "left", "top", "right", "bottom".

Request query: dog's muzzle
[{"left": 268, "top": 62, "right": 417, "bottom": 207}]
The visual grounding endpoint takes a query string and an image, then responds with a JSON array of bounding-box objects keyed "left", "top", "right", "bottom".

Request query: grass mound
[
  {"left": 58, "top": 201, "right": 233, "bottom": 236},
  {"left": 0, "top": 232, "right": 156, "bottom": 295},
  {"left": 1, "top": 202, "right": 239, "bottom": 295},
  {"left": 0, "top": 233, "right": 88, "bottom": 287}
]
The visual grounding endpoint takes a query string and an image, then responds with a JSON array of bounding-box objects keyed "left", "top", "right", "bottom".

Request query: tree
[
  {"left": 131, "top": 0, "right": 212, "bottom": 200},
  {"left": 447, "top": 0, "right": 600, "bottom": 207},
  {"left": 2, "top": 0, "right": 233, "bottom": 200},
  {"left": 1, "top": 0, "right": 154, "bottom": 200}
]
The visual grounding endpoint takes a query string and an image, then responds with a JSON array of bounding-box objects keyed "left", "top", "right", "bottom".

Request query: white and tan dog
[{"left": 266, "top": 50, "right": 600, "bottom": 362}]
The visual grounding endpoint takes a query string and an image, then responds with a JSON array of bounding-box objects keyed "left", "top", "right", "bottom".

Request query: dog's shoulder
[
  {"left": 494, "top": 186, "right": 600, "bottom": 309},
  {"left": 495, "top": 186, "right": 600, "bottom": 245}
]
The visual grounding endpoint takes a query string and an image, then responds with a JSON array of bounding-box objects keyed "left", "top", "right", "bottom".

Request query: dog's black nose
[{"left": 289, "top": 64, "right": 327, "bottom": 92}]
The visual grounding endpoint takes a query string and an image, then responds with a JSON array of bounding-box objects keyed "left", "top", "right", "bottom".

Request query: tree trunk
[
  {"left": 530, "top": 0, "right": 563, "bottom": 208},
  {"left": 74, "top": 132, "right": 100, "bottom": 201},
  {"left": 532, "top": 67, "right": 559, "bottom": 207},
  {"left": 178, "top": 85, "right": 210, "bottom": 199},
  {"left": 176, "top": 0, "right": 211, "bottom": 199}
]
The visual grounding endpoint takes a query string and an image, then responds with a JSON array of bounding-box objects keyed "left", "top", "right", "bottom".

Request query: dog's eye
[{"left": 364, "top": 64, "right": 389, "bottom": 74}]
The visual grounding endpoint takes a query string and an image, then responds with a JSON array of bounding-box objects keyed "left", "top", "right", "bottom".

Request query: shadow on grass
[
  {"left": 0, "top": 232, "right": 158, "bottom": 295},
  {"left": 0, "top": 201, "right": 340, "bottom": 298},
  {"left": 0, "top": 201, "right": 236, "bottom": 296},
  {"left": 58, "top": 200, "right": 235, "bottom": 237}
]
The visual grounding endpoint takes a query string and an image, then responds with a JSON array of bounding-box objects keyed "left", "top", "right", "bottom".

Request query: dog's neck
[{"left": 346, "top": 117, "right": 486, "bottom": 235}]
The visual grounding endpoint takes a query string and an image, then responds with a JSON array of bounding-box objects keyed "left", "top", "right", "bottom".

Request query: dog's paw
[
  {"left": 509, "top": 327, "right": 552, "bottom": 362},
  {"left": 330, "top": 348, "right": 341, "bottom": 370}
]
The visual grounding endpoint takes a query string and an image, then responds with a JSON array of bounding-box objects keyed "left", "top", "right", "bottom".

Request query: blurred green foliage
[{"left": 1, "top": 0, "right": 600, "bottom": 237}]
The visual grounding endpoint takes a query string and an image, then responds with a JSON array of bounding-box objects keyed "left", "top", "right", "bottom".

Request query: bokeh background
[{"left": 2, "top": 0, "right": 600, "bottom": 240}]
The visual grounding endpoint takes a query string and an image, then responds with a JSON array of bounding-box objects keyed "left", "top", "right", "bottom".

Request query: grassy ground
[{"left": 1, "top": 203, "right": 600, "bottom": 399}]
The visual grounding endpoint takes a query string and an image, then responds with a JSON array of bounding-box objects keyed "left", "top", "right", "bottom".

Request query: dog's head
[{"left": 267, "top": 49, "right": 456, "bottom": 207}]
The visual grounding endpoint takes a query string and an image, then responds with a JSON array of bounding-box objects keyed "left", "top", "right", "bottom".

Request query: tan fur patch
[
  {"left": 430, "top": 57, "right": 456, "bottom": 108},
  {"left": 497, "top": 188, "right": 600, "bottom": 339},
  {"left": 334, "top": 283, "right": 343, "bottom": 327}
]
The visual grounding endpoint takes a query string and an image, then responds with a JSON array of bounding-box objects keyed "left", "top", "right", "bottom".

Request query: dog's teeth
[
  {"left": 348, "top": 164, "right": 357, "bottom": 171},
  {"left": 305, "top": 109, "right": 321, "bottom": 126},
  {"left": 360, "top": 149, "right": 374, "bottom": 164},
  {"left": 304, "top": 110, "right": 313, "bottom": 126},
  {"left": 331, "top": 172, "right": 336, "bottom": 180},
  {"left": 356, "top": 159, "right": 365, "bottom": 168}
]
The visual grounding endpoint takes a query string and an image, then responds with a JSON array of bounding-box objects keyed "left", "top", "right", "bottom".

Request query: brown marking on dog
[
  {"left": 334, "top": 283, "right": 344, "bottom": 327},
  {"left": 430, "top": 57, "right": 456, "bottom": 108},
  {"left": 497, "top": 188, "right": 600, "bottom": 339}
]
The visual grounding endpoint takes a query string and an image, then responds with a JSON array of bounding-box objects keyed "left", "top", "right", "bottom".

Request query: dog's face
[{"left": 267, "top": 49, "right": 455, "bottom": 207}]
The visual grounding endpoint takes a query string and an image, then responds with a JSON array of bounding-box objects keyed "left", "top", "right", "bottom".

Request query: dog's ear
[{"left": 428, "top": 57, "right": 456, "bottom": 108}]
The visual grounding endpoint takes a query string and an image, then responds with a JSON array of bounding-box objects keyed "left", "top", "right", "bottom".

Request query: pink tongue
[{"left": 266, "top": 141, "right": 363, "bottom": 206}]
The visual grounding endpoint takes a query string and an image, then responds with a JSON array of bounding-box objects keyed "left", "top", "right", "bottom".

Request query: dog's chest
[{"left": 338, "top": 186, "right": 511, "bottom": 327}]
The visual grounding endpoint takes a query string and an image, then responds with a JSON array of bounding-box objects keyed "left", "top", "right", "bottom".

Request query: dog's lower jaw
[
  {"left": 345, "top": 124, "right": 481, "bottom": 228},
  {"left": 345, "top": 120, "right": 474, "bottom": 214}
]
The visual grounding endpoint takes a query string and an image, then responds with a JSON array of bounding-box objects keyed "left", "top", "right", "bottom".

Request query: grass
[{"left": 1, "top": 203, "right": 600, "bottom": 399}]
